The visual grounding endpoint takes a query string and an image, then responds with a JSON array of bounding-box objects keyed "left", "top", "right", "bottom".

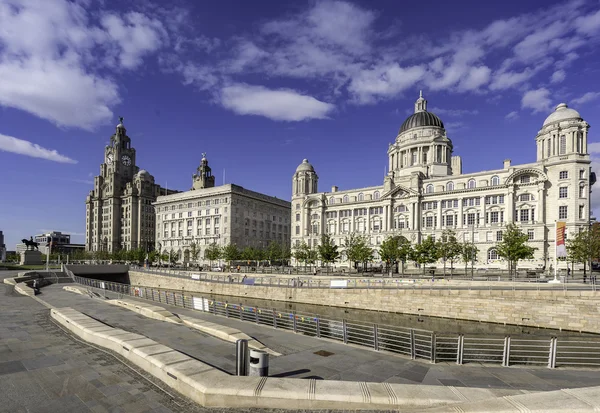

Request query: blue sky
[{"left": 1, "top": 0, "right": 600, "bottom": 249}]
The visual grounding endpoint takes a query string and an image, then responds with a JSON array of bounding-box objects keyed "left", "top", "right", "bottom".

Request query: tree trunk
[{"left": 443, "top": 260, "right": 447, "bottom": 276}]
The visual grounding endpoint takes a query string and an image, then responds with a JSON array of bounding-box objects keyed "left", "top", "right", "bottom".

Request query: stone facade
[
  {"left": 85, "top": 120, "right": 178, "bottom": 253},
  {"left": 129, "top": 271, "right": 600, "bottom": 334},
  {"left": 154, "top": 155, "right": 291, "bottom": 264},
  {"left": 292, "top": 94, "right": 595, "bottom": 269}
]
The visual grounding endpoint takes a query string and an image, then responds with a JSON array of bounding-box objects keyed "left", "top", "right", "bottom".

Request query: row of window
[
  {"left": 156, "top": 198, "right": 228, "bottom": 212},
  {"left": 329, "top": 192, "right": 381, "bottom": 204}
]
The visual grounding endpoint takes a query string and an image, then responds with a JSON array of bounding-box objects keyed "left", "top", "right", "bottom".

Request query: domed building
[{"left": 291, "top": 93, "right": 594, "bottom": 271}]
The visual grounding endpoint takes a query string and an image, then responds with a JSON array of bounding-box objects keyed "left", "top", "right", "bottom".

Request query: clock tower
[{"left": 86, "top": 118, "right": 178, "bottom": 253}]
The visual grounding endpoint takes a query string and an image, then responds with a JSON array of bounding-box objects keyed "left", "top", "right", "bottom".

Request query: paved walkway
[{"left": 35, "top": 281, "right": 600, "bottom": 393}]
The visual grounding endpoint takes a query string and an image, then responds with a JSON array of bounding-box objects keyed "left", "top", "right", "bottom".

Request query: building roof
[
  {"left": 399, "top": 111, "right": 444, "bottom": 134},
  {"left": 295, "top": 159, "right": 315, "bottom": 173},
  {"left": 543, "top": 103, "right": 582, "bottom": 126}
]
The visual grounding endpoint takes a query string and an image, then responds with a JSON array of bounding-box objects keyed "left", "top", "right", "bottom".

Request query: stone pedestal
[{"left": 20, "top": 250, "right": 43, "bottom": 265}]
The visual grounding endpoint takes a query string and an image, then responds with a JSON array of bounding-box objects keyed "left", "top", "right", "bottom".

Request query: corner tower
[
  {"left": 292, "top": 159, "right": 318, "bottom": 198},
  {"left": 192, "top": 153, "right": 215, "bottom": 190},
  {"left": 536, "top": 103, "right": 589, "bottom": 161},
  {"left": 387, "top": 92, "right": 455, "bottom": 178}
]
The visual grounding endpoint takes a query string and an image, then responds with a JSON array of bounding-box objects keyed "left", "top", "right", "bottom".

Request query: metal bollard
[
  {"left": 248, "top": 349, "right": 269, "bottom": 377},
  {"left": 236, "top": 339, "right": 248, "bottom": 376}
]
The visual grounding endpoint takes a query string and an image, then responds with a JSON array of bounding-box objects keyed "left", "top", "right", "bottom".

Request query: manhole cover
[{"left": 314, "top": 350, "right": 334, "bottom": 357}]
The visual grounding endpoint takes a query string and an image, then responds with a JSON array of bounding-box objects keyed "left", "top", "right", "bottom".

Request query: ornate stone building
[
  {"left": 292, "top": 93, "right": 595, "bottom": 269},
  {"left": 154, "top": 155, "right": 291, "bottom": 263},
  {"left": 85, "top": 119, "right": 178, "bottom": 253}
]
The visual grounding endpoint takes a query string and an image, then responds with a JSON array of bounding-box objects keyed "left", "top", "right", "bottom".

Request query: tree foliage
[
  {"left": 292, "top": 241, "right": 308, "bottom": 267},
  {"left": 460, "top": 242, "right": 479, "bottom": 276},
  {"left": 343, "top": 233, "right": 372, "bottom": 270},
  {"left": 435, "top": 229, "right": 462, "bottom": 275},
  {"left": 222, "top": 243, "right": 240, "bottom": 265},
  {"left": 494, "top": 223, "right": 536, "bottom": 276},
  {"left": 318, "top": 234, "right": 340, "bottom": 267},
  {"left": 266, "top": 241, "right": 282, "bottom": 264},
  {"left": 204, "top": 243, "right": 221, "bottom": 265},
  {"left": 412, "top": 236, "right": 438, "bottom": 274},
  {"left": 189, "top": 242, "right": 200, "bottom": 263},
  {"left": 567, "top": 226, "right": 600, "bottom": 275}
]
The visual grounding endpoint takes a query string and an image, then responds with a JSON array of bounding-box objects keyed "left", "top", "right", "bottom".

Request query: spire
[{"left": 414, "top": 91, "right": 427, "bottom": 113}]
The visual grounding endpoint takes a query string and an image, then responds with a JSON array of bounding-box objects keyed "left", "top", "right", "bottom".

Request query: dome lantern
[{"left": 399, "top": 92, "right": 444, "bottom": 134}]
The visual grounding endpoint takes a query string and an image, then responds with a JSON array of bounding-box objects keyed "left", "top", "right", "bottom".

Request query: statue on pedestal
[{"left": 21, "top": 236, "right": 39, "bottom": 251}]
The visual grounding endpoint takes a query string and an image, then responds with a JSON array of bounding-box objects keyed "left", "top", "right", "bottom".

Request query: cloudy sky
[{"left": 1, "top": 0, "right": 600, "bottom": 248}]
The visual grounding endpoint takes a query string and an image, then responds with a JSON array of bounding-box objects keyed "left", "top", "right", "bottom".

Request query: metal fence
[
  {"left": 72, "top": 275, "right": 600, "bottom": 369},
  {"left": 132, "top": 266, "right": 599, "bottom": 292}
]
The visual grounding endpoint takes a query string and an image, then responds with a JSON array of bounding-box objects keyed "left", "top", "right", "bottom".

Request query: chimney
[
  {"left": 331, "top": 186, "right": 338, "bottom": 193},
  {"left": 503, "top": 159, "right": 511, "bottom": 169}
]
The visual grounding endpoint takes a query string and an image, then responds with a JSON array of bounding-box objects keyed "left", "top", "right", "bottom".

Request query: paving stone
[
  {"left": 0, "top": 361, "right": 26, "bottom": 375},
  {"left": 22, "top": 355, "right": 65, "bottom": 371}
]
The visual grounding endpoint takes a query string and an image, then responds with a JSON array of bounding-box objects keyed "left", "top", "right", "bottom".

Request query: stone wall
[{"left": 129, "top": 271, "right": 600, "bottom": 334}]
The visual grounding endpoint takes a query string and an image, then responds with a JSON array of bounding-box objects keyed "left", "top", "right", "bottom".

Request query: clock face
[
  {"left": 106, "top": 153, "right": 114, "bottom": 164},
  {"left": 122, "top": 155, "right": 132, "bottom": 166}
]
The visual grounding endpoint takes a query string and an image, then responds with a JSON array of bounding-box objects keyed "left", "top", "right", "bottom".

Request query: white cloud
[
  {"left": 348, "top": 64, "right": 425, "bottom": 104},
  {"left": 572, "top": 92, "right": 600, "bottom": 105},
  {"left": 521, "top": 88, "right": 552, "bottom": 113},
  {"left": 550, "top": 69, "right": 566, "bottom": 84},
  {"left": 429, "top": 107, "right": 479, "bottom": 117},
  {"left": 588, "top": 142, "right": 600, "bottom": 155},
  {"left": 576, "top": 9, "right": 600, "bottom": 35},
  {"left": 489, "top": 67, "right": 538, "bottom": 90},
  {"left": 0, "top": 133, "right": 77, "bottom": 163},
  {"left": 218, "top": 84, "right": 335, "bottom": 121},
  {"left": 505, "top": 111, "right": 519, "bottom": 120},
  {"left": 0, "top": 0, "right": 171, "bottom": 129}
]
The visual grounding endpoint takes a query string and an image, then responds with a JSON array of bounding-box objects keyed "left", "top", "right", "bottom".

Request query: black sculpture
[{"left": 21, "top": 237, "right": 39, "bottom": 251}]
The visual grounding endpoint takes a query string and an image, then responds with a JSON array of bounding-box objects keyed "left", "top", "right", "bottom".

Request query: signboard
[
  {"left": 99, "top": 282, "right": 106, "bottom": 289},
  {"left": 242, "top": 277, "right": 255, "bottom": 285},
  {"left": 556, "top": 221, "right": 567, "bottom": 258},
  {"left": 193, "top": 297, "right": 210, "bottom": 312},
  {"left": 330, "top": 280, "right": 348, "bottom": 288},
  {"left": 191, "top": 274, "right": 201, "bottom": 280}
]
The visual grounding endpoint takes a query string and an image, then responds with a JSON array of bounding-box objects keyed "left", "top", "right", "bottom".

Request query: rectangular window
[
  {"left": 490, "top": 211, "right": 499, "bottom": 223},
  {"left": 559, "top": 206, "right": 568, "bottom": 220},
  {"left": 559, "top": 171, "right": 568, "bottom": 179},
  {"left": 467, "top": 213, "right": 476, "bottom": 226},
  {"left": 179, "top": 212, "right": 183, "bottom": 218},
  {"left": 187, "top": 220, "right": 192, "bottom": 227},
  {"left": 559, "top": 135, "right": 566, "bottom": 155},
  {"left": 580, "top": 169, "right": 585, "bottom": 179},
  {"left": 579, "top": 205, "right": 585, "bottom": 219},
  {"left": 425, "top": 216, "right": 433, "bottom": 227},
  {"left": 559, "top": 187, "right": 568, "bottom": 198},
  {"left": 445, "top": 215, "right": 454, "bottom": 226},
  {"left": 187, "top": 229, "right": 192, "bottom": 236},
  {"left": 486, "top": 231, "right": 493, "bottom": 242},
  {"left": 206, "top": 218, "right": 211, "bottom": 225},
  {"left": 520, "top": 209, "right": 529, "bottom": 222},
  {"left": 528, "top": 229, "right": 534, "bottom": 241},
  {"left": 496, "top": 231, "right": 503, "bottom": 241}
]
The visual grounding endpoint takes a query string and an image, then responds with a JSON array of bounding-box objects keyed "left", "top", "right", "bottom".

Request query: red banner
[{"left": 556, "top": 221, "right": 566, "bottom": 258}]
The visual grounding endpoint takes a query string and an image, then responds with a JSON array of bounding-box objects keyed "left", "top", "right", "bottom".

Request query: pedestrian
[
  {"left": 567, "top": 267, "right": 571, "bottom": 277},
  {"left": 241, "top": 274, "right": 247, "bottom": 283}
]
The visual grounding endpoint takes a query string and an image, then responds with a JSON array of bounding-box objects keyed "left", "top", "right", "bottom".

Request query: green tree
[
  {"left": 460, "top": 242, "right": 479, "bottom": 277},
  {"left": 266, "top": 241, "right": 282, "bottom": 265},
  {"left": 204, "top": 243, "right": 221, "bottom": 267},
  {"left": 495, "top": 223, "right": 536, "bottom": 276},
  {"left": 412, "top": 236, "right": 438, "bottom": 275},
  {"left": 567, "top": 226, "right": 600, "bottom": 277},
  {"left": 189, "top": 242, "right": 200, "bottom": 265},
  {"left": 281, "top": 245, "right": 292, "bottom": 266},
  {"left": 168, "top": 249, "right": 178, "bottom": 264},
  {"left": 397, "top": 237, "right": 413, "bottom": 275},
  {"left": 292, "top": 241, "right": 308, "bottom": 268},
  {"left": 161, "top": 250, "right": 170, "bottom": 264},
  {"left": 148, "top": 250, "right": 160, "bottom": 266},
  {"left": 343, "top": 233, "right": 371, "bottom": 271},
  {"left": 222, "top": 243, "right": 240, "bottom": 268},
  {"left": 379, "top": 236, "right": 401, "bottom": 274},
  {"left": 318, "top": 234, "right": 340, "bottom": 271},
  {"left": 435, "top": 229, "right": 462, "bottom": 276}
]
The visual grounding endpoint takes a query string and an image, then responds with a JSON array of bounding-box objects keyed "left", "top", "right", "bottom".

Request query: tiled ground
[{"left": 36, "top": 282, "right": 600, "bottom": 393}]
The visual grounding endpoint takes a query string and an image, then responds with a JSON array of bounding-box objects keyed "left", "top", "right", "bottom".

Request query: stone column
[
  {"left": 481, "top": 195, "right": 486, "bottom": 227},
  {"left": 583, "top": 127, "right": 588, "bottom": 154},
  {"left": 537, "top": 184, "right": 545, "bottom": 224},
  {"left": 458, "top": 199, "right": 463, "bottom": 229},
  {"left": 437, "top": 200, "right": 442, "bottom": 230},
  {"left": 507, "top": 187, "right": 515, "bottom": 224}
]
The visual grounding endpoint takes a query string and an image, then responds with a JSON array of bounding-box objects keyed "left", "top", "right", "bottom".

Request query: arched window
[
  {"left": 446, "top": 181, "right": 454, "bottom": 191},
  {"left": 488, "top": 249, "right": 499, "bottom": 261},
  {"left": 343, "top": 195, "right": 349, "bottom": 203},
  {"left": 491, "top": 175, "right": 500, "bottom": 186},
  {"left": 426, "top": 184, "right": 434, "bottom": 194},
  {"left": 467, "top": 179, "right": 476, "bottom": 189},
  {"left": 374, "top": 191, "right": 380, "bottom": 200},
  {"left": 330, "top": 196, "right": 335, "bottom": 204},
  {"left": 358, "top": 193, "right": 364, "bottom": 201}
]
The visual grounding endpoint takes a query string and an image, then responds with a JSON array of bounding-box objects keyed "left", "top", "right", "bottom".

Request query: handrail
[{"left": 71, "top": 275, "right": 600, "bottom": 369}]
